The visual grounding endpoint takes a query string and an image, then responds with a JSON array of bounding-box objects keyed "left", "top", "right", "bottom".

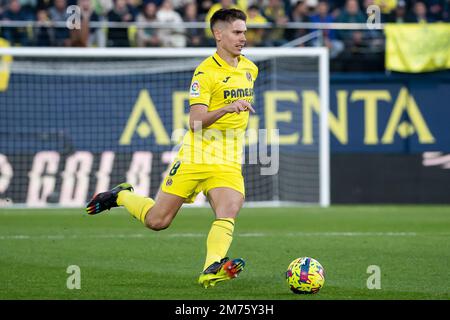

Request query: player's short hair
[{"left": 210, "top": 8, "right": 247, "bottom": 32}]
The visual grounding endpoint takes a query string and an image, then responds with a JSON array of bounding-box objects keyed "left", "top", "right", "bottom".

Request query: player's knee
[
  {"left": 145, "top": 215, "right": 171, "bottom": 231},
  {"left": 215, "top": 202, "right": 241, "bottom": 218},
  {"left": 146, "top": 219, "right": 170, "bottom": 231}
]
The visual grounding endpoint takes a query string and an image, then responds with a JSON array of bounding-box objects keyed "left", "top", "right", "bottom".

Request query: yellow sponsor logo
[{"left": 121, "top": 88, "right": 435, "bottom": 147}]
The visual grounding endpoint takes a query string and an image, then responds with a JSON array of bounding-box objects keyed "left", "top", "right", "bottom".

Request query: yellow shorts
[{"left": 161, "top": 161, "right": 245, "bottom": 203}]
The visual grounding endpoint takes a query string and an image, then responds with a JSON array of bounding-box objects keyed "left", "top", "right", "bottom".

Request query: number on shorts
[{"left": 169, "top": 161, "right": 181, "bottom": 176}]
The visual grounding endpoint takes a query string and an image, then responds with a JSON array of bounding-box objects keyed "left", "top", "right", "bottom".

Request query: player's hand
[{"left": 225, "top": 100, "right": 255, "bottom": 114}]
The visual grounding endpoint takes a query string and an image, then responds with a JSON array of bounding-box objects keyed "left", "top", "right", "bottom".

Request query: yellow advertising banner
[{"left": 384, "top": 23, "right": 450, "bottom": 73}]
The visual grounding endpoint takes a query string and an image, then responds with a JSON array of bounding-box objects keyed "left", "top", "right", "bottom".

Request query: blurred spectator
[
  {"left": 444, "top": 0, "right": 450, "bottom": 21},
  {"left": 156, "top": 0, "right": 186, "bottom": 47},
  {"left": 49, "top": 0, "right": 71, "bottom": 46},
  {"left": 327, "top": 0, "right": 346, "bottom": 17},
  {"left": 107, "top": 0, "right": 133, "bottom": 47},
  {"left": 205, "top": 0, "right": 241, "bottom": 23},
  {"left": 143, "top": 0, "right": 163, "bottom": 5},
  {"left": 204, "top": 0, "right": 243, "bottom": 45},
  {"left": 406, "top": 1, "right": 433, "bottom": 22},
  {"left": 0, "top": 0, "right": 439, "bottom": 73},
  {"left": 170, "top": 0, "right": 190, "bottom": 13},
  {"left": 362, "top": 0, "right": 384, "bottom": 50},
  {"left": 372, "top": 0, "right": 397, "bottom": 22},
  {"left": 427, "top": 0, "right": 444, "bottom": 21},
  {"left": 19, "top": 0, "right": 38, "bottom": 19},
  {"left": 70, "top": 0, "right": 101, "bottom": 47},
  {"left": 203, "top": 0, "right": 249, "bottom": 44},
  {"left": 304, "top": 0, "right": 317, "bottom": 12},
  {"left": 310, "top": 0, "right": 344, "bottom": 58},
  {"left": 263, "top": 0, "right": 289, "bottom": 46},
  {"left": 36, "top": 0, "right": 55, "bottom": 10},
  {"left": 33, "top": 8, "right": 54, "bottom": 45},
  {"left": 282, "top": 0, "right": 293, "bottom": 16},
  {"left": 245, "top": 4, "right": 267, "bottom": 47},
  {"left": 125, "top": 0, "right": 138, "bottom": 18},
  {"left": 335, "top": 0, "right": 385, "bottom": 71},
  {"left": 92, "top": 0, "right": 114, "bottom": 16},
  {"left": 0, "top": 0, "right": 6, "bottom": 15},
  {"left": 374, "top": 0, "right": 397, "bottom": 15},
  {"left": 2, "top": 0, "right": 30, "bottom": 46},
  {"left": 336, "top": 0, "right": 366, "bottom": 48},
  {"left": 196, "top": 0, "right": 213, "bottom": 19},
  {"left": 387, "top": 0, "right": 407, "bottom": 22},
  {"left": 183, "top": 1, "right": 203, "bottom": 47},
  {"left": 286, "top": 0, "right": 310, "bottom": 43},
  {"left": 136, "top": 1, "right": 160, "bottom": 47}
]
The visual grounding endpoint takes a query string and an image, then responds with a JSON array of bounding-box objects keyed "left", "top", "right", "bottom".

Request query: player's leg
[
  {"left": 199, "top": 186, "right": 245, "bottom": 288},
  {"left": 143, "top": 190, "right": 185, "bottom": 231},
  {"left": 86, "top": 161, "right": 197, "bottom": 230},
  {"left": 118, "top": 188, "right": 187, "bottom": 231},
  {"left": 143, "top": 160, "right": 204, "bottom": 230},
  {"left": 203, "top": 187, "right": 244, "bottom": 269},
  {"left": 86, "top": 183, "right": 185, "bottom": 230}
]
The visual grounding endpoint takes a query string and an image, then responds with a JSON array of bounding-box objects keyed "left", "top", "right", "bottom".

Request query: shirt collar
[{"left": 213, "top": 52, "right": 241, "bottom": 70}]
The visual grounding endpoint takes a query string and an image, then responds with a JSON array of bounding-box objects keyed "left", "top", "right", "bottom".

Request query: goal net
[{"left": 0, "top": 47, "right": 329, "bottom": 208}]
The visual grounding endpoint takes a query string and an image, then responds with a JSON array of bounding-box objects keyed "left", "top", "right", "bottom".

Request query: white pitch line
[
  {"left": 0, "top": 231, "right": 422, "bottom": 240},
  {"left": 0, "top": 234, "right": 148, "bottom": 240},
  {"left": 286, "top": 232, "right": 418, "bottom": 237}
]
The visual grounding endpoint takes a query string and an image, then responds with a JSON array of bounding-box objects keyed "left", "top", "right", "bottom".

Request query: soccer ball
[{"left": 286, "top": 257, "right": 325, "bottom": 294}]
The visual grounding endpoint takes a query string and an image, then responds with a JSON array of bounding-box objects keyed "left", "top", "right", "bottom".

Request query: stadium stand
[{"left": 0, "top": 0, "right": 449, "bottom": 71}]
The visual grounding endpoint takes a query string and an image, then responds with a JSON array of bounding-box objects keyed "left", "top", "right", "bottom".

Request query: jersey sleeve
[
  {"left": 189, "top": 67, "right": 213, "bottom": 108},
  {"left": 252, "top": 64, "right": 259, "bottom": 83}
]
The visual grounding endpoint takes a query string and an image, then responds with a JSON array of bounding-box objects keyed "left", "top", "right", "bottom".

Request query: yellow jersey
[{"left": 177, "top": 52, "right": 258, "bottom": 170}]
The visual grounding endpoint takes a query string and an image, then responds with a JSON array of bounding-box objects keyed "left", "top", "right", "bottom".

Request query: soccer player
[{"left": 86, "top": 8, "right": 258, "bottom": 288}]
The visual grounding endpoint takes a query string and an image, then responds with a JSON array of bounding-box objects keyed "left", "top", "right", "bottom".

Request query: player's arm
[{"left": 189, "top": 101, "right": 255, "bottom": 131}]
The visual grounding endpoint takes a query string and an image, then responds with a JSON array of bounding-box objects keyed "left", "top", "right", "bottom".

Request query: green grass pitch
[{"left": 0, "top": 205, "right": 449, "bottom": 300}]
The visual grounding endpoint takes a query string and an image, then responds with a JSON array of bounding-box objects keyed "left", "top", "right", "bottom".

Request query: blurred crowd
[{"left": 0, "top": 0, "right": 449, "bottom": 69}]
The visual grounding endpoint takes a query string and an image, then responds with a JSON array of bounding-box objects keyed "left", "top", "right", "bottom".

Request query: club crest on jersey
[
  {"left": 190, "top": 81, "right": 200, "bottom": 97},
  {"left": 166, "top": 178, "right": 173, "bottom": 186},
  {"left": 246, "top": 72, "right": 252, "bottom": 82}
]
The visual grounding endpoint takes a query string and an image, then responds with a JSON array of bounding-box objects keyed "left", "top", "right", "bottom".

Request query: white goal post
[{"left": 0, "top": 47, "right": 329, "bottom": 208}]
